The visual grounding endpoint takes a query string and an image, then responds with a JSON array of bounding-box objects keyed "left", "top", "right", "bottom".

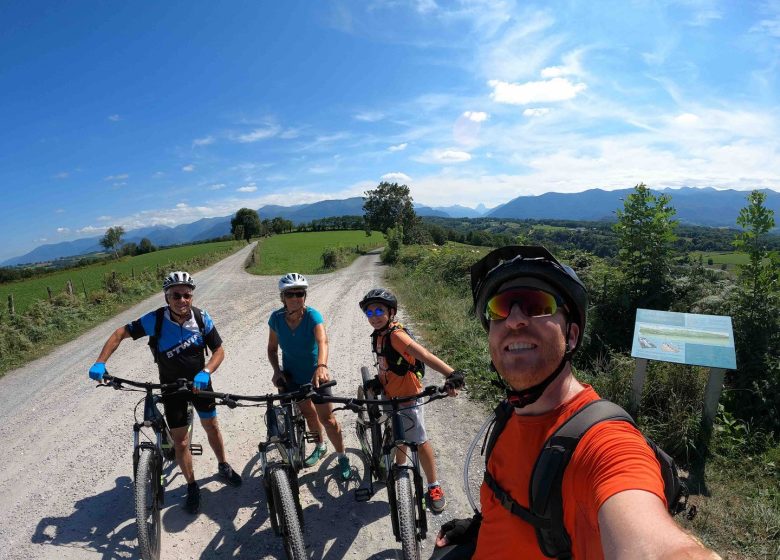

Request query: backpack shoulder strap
[
  {"left": 484, "top": 399, "right": 514, "bottom": 462},
  {"left": 148, "top": 306, "right": 166, "bottom": 364},
  {"left": 191, "top": 306, "right": 209, "bottom": 358},
  {"left": 529, "top": 399, "right": 633, "bottom": 558}
]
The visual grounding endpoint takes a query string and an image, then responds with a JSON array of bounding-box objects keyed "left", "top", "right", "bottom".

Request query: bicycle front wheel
[
  {"left": 395, "top": 469, "right": 421, "bottom": 560},
  {"left": 270, "top": 468, "right": 307, "bottom": 560},
  {"left": 135, "top": 448, "right": 162, "bottom": 560}
]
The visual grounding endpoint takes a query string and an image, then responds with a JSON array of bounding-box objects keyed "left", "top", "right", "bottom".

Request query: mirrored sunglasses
[
  {"left": 485, "top": 288, "right": 563, "bottom": 321},
  {"left": 284, "top": 290, "right": 306, "bottom": 299},
  {"left": 364, "top": 308, "right": 385, "bottom": 318}
]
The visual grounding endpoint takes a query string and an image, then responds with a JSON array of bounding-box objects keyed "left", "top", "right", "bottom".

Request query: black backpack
[
  {"left": 147, "top": 306, "right": 209, "bottom": 364},
  {"left": 371, "top": 322, "right": 426, "bottom": 380},
  {"left": 482, "top": 399, "right": 689, "bottom": 559}
]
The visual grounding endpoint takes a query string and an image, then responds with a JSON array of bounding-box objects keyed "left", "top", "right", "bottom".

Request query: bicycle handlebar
[
  {"left": 311, "top": 383, "right": 448, "bottom": 410},
  {"left": 194, "top": 380, "right": 337, "bottom": 408},
  {"left": 100, "top": 373, "right": 191, "bottom": 393}
]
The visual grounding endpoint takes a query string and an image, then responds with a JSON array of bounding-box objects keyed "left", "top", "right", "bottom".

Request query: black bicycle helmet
[
  {"left": 470, "top": 246, "right": 588, "bottom": 344},
  {"left": 359, "top": 288, "right": 398, "bottom": 311},
  {"left": 162, "top": 271, "right": 196, "bottom": 291}
]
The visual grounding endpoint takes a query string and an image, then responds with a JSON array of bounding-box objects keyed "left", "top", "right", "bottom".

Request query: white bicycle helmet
[
  {"left": 278, "top": 272, "right": 308, "bottom": 292},
  {"left": 162, "top": 271, "right": 196, "bottom": 291}
]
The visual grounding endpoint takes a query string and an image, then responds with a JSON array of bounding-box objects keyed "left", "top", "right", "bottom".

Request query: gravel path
[{"left": 0, "top": 244, "right": 490, "bottom": 560}]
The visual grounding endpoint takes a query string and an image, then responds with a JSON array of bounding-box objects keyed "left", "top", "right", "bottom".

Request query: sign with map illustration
[{"left": 631, "top": 309, "right": 736, "bottom": 369}]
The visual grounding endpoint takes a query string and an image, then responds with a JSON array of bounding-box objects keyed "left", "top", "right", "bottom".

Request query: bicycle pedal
[
  {"left": 354, "top": 488, "right": 373, "bottom": 502},
  {"left": 189, "top": 443, "right": 203, "bottom": 455},
  {"left": 303, "top": 431, "right": 320, "bottom": 443}
]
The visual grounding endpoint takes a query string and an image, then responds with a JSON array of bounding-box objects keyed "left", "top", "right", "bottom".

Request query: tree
[
  {"left": 363, "top": 182, "right": 419, "bottom": 243},
  {"left": 728, "top": 190, "right": 779, "bottom": 437},
  {"left": 231, "top": 208, "right": 262, "bottom": 241},
  {"left": 138, "top": 238, "right": 156, "bottom": 254},
  {"left": 100, "top": 226, "right": 125, "bottom": 258},
  {"left": 602, "top": 184, "right": 678, "bottom": 350}
]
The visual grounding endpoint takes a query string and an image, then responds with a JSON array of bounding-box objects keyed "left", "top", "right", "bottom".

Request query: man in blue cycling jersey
[{"left": 88, "top": 271, "right": 242, "bottom": 514}]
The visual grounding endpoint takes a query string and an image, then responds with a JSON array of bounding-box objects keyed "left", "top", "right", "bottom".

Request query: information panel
[{"left": 630, "top": 309, "right": 736, "bottom": 369}]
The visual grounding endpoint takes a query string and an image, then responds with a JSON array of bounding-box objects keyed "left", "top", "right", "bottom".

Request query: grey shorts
[{"left": 383, "top": 397, "right": 428, "bottom": 444}]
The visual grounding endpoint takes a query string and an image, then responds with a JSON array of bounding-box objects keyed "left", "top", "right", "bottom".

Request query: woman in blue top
[{"left": 267, "top": 273, "right": 351, "bottom": 481}]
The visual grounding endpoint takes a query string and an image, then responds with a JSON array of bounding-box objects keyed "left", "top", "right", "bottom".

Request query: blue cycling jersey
[
  {"left": 268, "top": 306, "right": 323, "bottom": 385},
  {"left": 128, "top": 307, "right": 222, "bottom": 382}
]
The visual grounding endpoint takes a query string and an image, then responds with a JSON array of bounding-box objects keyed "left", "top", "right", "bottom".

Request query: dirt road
[{"left": 0, "top": 244, "right": 489, "bottom": 559}]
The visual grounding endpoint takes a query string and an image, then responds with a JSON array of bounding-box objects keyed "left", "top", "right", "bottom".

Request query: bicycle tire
[
  {"left": 135, "top": 448, "right": 162, "bottom": 560},
  {"left": 359, "top": 366, "right": 387, "bottom": 481},
  {"left": 270, "top": 468, "right": 308, "bottom": 560},
  {"left": 395, "top": 469, "right": 421, "bottom": 560}
]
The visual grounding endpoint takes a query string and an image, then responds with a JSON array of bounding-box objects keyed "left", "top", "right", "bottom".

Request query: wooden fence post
[
  {"left": 82, "top": 278, "right": 88, "bottom": 298},
  {"left": 7, "top": 294, "right": 14, "bottom": 315},
  {"left": 67, "top": 279, "right": 74, "bottom": 296},
  {"left": 47, "top": 287, "right": 53, "bottom": 301}
]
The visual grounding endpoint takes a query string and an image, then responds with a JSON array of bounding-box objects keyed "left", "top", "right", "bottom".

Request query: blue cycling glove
[
  {"left": 193, "top": 371, "right": 211, "bottom": 390},
  {"left": 89, "top": 362, "right": 106, "bottom": 381}
]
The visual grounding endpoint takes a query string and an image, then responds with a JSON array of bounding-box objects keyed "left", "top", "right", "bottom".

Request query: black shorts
[{"left": 162, "top": 384, "right": 216, "bottom": 429}]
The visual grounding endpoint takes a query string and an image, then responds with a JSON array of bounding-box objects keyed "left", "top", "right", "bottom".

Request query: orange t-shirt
[
  {"left": 473, "top": 386, "right": 666, "bottom": 560},
  {"left": 374, "top": 324, "right": 423, "bottom": 399}
]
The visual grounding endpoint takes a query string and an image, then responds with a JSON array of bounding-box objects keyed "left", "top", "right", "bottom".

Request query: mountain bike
[
  {"left": 314, "top": 372, "right": 449, "bottom": 560},
  {"left": 195, "top": 380, "right": 335, "bottom": 560},
  {"left": 96, "top": 373, "right": 201, "bottom": 560}
]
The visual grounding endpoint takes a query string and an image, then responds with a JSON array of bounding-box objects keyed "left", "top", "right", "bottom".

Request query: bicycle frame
[
  {"left": 195, "top": 381, "right": 334, "bottom": 540},
  {"left": 98, "top": 373, "right": 199, "bottom": 560},
  {"left": 315, "top": 383, "right": 447, "bottom": 545}
]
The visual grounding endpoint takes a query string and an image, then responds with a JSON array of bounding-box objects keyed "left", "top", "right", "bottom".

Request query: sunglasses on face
[
  {"left": 364, "top": 308, "right": 385, "bottom": 318},
  {"left": 169, "top": 292, "right": 193, "bottom": 301},
  {"left": 485, "top": 288, "right": 563, "bottom": 321},
  {"left": 284, "top": 291, "right": 306, "bottom": 299}
]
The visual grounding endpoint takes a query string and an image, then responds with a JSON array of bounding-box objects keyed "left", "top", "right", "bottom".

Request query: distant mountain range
[{"left": 5, "top": 187, "right": 778, "bottom": 266}]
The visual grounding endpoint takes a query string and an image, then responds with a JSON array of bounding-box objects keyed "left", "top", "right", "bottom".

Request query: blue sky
[{"left": 2, "top": 0, "right": 780, "bottom": 262}]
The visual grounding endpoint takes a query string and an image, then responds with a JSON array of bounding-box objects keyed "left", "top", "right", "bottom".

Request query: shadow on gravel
[
  {"left": 299, "top": 448, "right": 394, "bottom": 560},
  {"left": 31, "top": 475, "right": 137, "bottom": 559}
]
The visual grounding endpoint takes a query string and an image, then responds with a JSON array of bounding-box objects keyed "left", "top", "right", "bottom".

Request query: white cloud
[
  {"left": 418, "top": 149, "right": 472, "bottom": 164},
  {"left": 77, "top": 225, "right": 109, "bottom": 234},
  {"left": 54, "top": 172, "right": 69, "bottom": 179},
  {"left": 104, "top": 174, "right": 129, "bottom": 181},
  {"left": 523, "top": 107, "right": 551, "bottom": 117},
  {"left": 108, "top": 114, "right": 121, "bottom": 122},
  {"left": 152, "top": 171, "right": 165, "bottom": 178},
  {"left": 381, "top": 172, "right": 412, "bottom": 183},
  {"left": 55, "top": 208, "right": 65, "bottom": 213},
  {"left": 415, "top": 0, "right": 437, "bottom": 14},
  {"left": 489, "top": 77, "right": 587, "bottom": 105},
  {"left": 236, "top": 126, "right": 280, "bottom": 143},
  {"left": 354, "top": 111, "right": 385, "bottom": 122},
  {"left": 237, "top": 184, "right": 257, "bottom": 193},
  {"left": 176, "top": 203, "right": 189, "bottom": 209},
  {"left": 96, "top": 215, "right": 112, "bottom": 221},
  {"left": 209, "top": 183, "right": 226, "bottom": 190},
  {"left": 388, "top": 143, "right": 408, "bottom": 152},
  {"left": 674, "top": 113, "right": 700, "bottom": 126},
  {"left": 280, "top": 128, "right": 300, "bottom": 139},
  {"left": 463, "top": 111, "right": 489, "bottom": 122},
  {"left": 193, "top": 136, "right": 215, "bottom": 147},
  {"left": 182, "top": 164, "right": 195, "bottom": 172},
  {"left": 56, "top": 227, "right": 69, "bottom": 234}
]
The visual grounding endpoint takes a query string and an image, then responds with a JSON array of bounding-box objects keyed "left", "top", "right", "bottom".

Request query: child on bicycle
[{"left": 359, "top": 288, "right": 465, "bottom": 513}]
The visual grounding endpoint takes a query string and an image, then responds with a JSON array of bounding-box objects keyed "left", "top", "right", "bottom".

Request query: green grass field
[
  {"left": 0, "top": 241, "right": 241, "bottom": 314},
  {"left": 247, "top": 230, "right": 384, "bottom": 275},
  {"left": 690, "top": 251, "right": 749, "bottom": 271}
]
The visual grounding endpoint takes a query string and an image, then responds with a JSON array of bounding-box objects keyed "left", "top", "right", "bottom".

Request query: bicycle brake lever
[{"left": 224, "top": 398, "right": 238, "bottom": 409}]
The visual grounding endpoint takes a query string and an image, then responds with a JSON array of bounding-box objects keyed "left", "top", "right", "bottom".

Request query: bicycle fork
[{"left": 386, "top": 447, "right": 428, "bottom": 542}]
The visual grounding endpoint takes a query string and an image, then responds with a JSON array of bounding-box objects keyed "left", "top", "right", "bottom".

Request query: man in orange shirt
[{"left": 431, "top": 246, "right": 720, "bottom": 560}]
